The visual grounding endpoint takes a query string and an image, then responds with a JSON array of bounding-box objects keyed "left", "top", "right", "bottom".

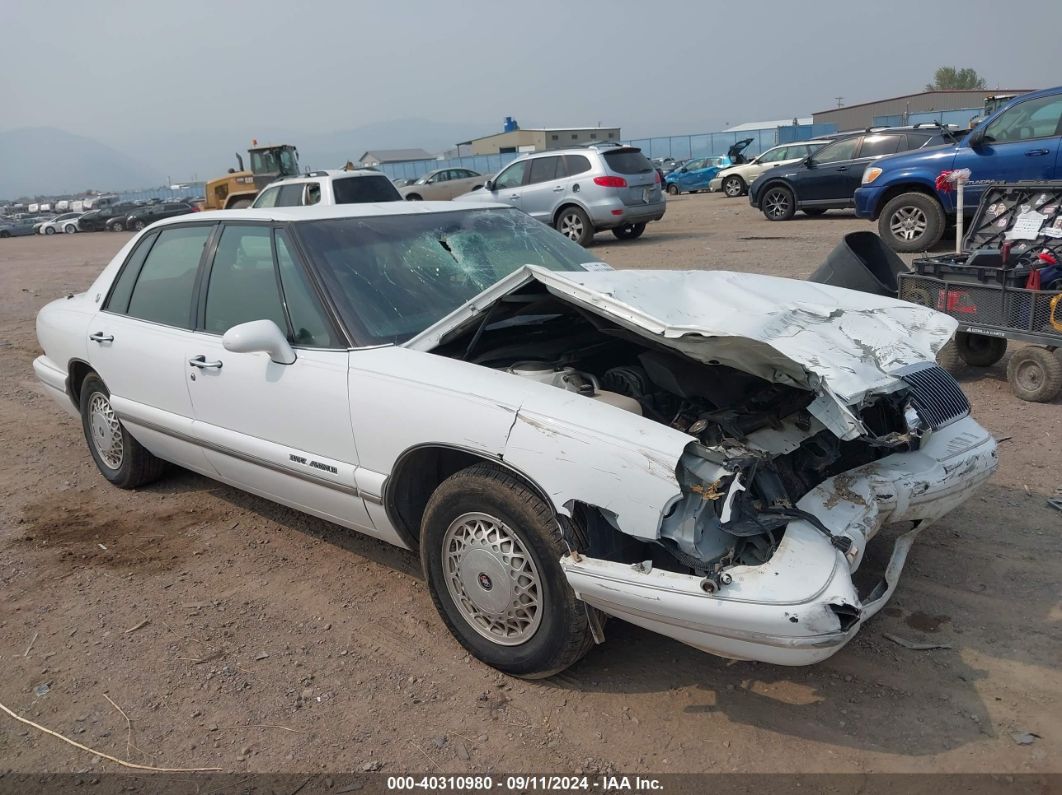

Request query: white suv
[
  {"left": 709, "top": 140, "right": 832, "bottom": 197},
  {"left": 252, "top": 169, "right": 402, "bottom": 208}
]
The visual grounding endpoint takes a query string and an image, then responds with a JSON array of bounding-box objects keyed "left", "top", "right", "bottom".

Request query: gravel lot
[{"left": 1, "top": 194, "right": 1059, "bottom": 777}]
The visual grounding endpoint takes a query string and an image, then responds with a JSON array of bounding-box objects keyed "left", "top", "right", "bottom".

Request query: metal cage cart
[{"left": 897, "top": 182, "right": 1062, "bottom": 402}]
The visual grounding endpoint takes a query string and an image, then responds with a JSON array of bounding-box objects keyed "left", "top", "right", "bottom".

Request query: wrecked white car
[{"left": 34, "top": 203, "right": 997, "bottom": 677}]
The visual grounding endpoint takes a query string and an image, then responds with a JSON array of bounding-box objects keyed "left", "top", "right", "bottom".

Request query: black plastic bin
[{"left": 807, "top": 231, "right": 910, "bottom": 297}]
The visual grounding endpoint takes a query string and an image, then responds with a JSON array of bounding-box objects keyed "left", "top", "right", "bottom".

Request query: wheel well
[
  {"left": 383, "top": 445, "right": 553, "bottom": 550},
  {"left": 552, "top": 203, "right": 585, "bottom": 226},
  {"left": 405, "top": 193, "right": 422, "bottom": 201},
  {"left": 754, "top": 180, "right": 790, "bottom": 206},
  {"left": 875, "top": 184, "right": 939, "bottom": 219},
  {"left": 68, "top": 360, "right": 95, "bottom": 407}
]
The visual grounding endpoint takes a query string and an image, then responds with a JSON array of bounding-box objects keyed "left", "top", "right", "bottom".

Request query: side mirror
[
  {"left": 222, "top": 319, "right": 296, "bottom": 365},
  {"left": 483, "top": 179, "right": 494, "bottom": 191},
  {"left": 679, "top": 167, "right": 688, "bottom": 173},
  {"left": 967, "top": 127, "right": 985, "bottom": 149},
  {"left": 803, "top": 156, "right": 815, "bottom": 168}
]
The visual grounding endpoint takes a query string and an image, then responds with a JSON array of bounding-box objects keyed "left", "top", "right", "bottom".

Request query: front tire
[
  {"left": 44, "top": 226, "right": 56, "bottom": 235},
  {"left": 555, "top": 206, "right": 594, "bottom": 246},
  {"left": 761, "top": 185, "right": 796, "bottom": 221},
  {"left": 666, "top": 184, "right": 680, "bottom": 196},
  {"left": 611, "top": 222, "right": 646, "bottom": 241},
  {"left": 722, "top": 175, "right": 746, "bottom": 197},
  {"left": 132, "top": 220, "right": 145, "bottom": 231},
  {"left": 405, "top": 194, "right": 423, "bottom": 201},
  {"left": 421, "top": 464, "right": 594, "bottom": 678},
  {"left": 879, "top": 192, "right": 946, "bottom": 253},
  {"left": 64, "top": 224, "right": 78, "bottom": 234},
  {"left": 79, "top": 373, "right": 167, "bottom": 489},
  {"left": 109, "top": 220, "right": 124, "bottom": 232}
]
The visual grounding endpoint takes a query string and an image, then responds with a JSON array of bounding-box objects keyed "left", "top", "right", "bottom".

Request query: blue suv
[{"left": 855, "top": 86, "right": 1062, "bottom": 251}]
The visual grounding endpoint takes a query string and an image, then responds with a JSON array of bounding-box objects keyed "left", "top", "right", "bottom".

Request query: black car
[
  {"left": 748, "top": 126, "right": 960, "bottom": 221},
  {"left": 78, "top": 203, "right": 140, "bottom": 232},
  {"left": 123, "top": 201, "right": 197, "bottom": 231}
]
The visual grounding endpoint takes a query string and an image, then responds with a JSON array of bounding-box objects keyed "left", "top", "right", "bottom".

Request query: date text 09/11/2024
[{"left": 386, "top": 775, "right": 664, "bottom": 791}]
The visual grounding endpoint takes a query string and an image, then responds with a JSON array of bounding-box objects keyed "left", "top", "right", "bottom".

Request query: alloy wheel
[
  {"left": 889, "top": 206, "right": 928, "bottom": 241},
  {"left": 559, "top": 213, "right": 584, "bottom": 241},
  {"left": 764, "top": 188, "right": 791, "bottom": 218}
]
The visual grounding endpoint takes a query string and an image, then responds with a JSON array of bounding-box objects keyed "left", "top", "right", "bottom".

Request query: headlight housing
[{"left": 862, "top": 167, "right": 883, "bottom": 185}]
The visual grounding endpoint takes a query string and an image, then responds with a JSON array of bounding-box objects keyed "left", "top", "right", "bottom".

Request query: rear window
[
  {"left": 602, "top": 149, "right": 654, "bottom": 175},
  {"left": 332, "top": 175, "right": 402, "bottom": 204}
]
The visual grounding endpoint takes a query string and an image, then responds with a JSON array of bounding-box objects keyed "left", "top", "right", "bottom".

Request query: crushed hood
[{"left": 408, "top": 265, "right": 956, "bottom": 406}]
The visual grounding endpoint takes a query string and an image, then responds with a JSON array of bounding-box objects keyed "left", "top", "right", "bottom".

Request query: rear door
[
  {"left": 87, "top": 223, "right": 216, "bottom": 472},
  {"left": 182, "top": 223, "right": 373, "bottom": 531}
]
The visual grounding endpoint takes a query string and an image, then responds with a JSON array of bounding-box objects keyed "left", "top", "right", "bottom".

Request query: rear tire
[
  {"left": 44, "top": 226, "right": 56, "bottom": 235},
  {"left": 79, "top": 373, "right": 168, "bottom": 488},
  {"left": 879, "top": 192, "right": 946, "bottom": 253},
  {"left": 761, "top": 185, "right": 796, "bottom": 221},
  {"left": 420, "top": 463, "right": 594, "bottom": 678},
  {"left": 954, "top": 332, "right": 1007, "bottom": 367},
  {"left": 555, "top": 206, "right": 594, "bottom": 246},
  {"left": 132, "top": 220, "right": 145, "bottom": 231},
  {"left": 1006, "top": 346, "right": 1062, "bottom": 402},
  {"left": 109, "top": 220, "right": 124, "bottom": 232},
  {"left": 722, "top": 175, "right": 746, "bottom": 197},
  {"left": 611, "top": 223, "right": 646, "bottom": 240},
  {"left": 406, "top": 194, "right": 423, "bottom": 201},
  {"left": 64, "top": 224, "right": 78, "bottom": 234}
]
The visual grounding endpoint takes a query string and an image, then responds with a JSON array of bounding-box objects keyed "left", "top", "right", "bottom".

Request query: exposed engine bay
[{"left": 432, "top": 282, "right": 932, "bottom": 584}]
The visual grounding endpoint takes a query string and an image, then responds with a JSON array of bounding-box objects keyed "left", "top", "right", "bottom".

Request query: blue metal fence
[{"left": 377, "top": 153, "right": 520, "bottom": 181}]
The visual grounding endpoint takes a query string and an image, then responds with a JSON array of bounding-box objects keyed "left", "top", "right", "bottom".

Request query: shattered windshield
[{"left": 292, "top": 208, "right": 600, "bottom": 345}]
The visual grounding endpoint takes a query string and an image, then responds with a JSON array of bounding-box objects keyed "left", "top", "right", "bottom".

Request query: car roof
[
  {"left": 267, "top": 169, "right": 385, "bottom": 185},
  {"left": 150, "top": 200, "right": 510, "bottom": 228}
]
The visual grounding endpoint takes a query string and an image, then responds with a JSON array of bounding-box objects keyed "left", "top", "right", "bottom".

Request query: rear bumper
[
  {"left": 562, "top": 416, "right": 997, "bottom": 665},
  {"left": 708, "top": 177, "right": 724, "bottom": 192},
  {"left": 33, "top": 355, "right": 78, "bottom": 418},
  {"left": 587, "top": 199, "right": 666, "bottom": 229}
]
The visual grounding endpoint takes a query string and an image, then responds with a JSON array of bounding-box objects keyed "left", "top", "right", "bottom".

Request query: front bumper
[
  {"left": 853, "top": 185, "right": 885, "bottom": 219},
  {"left": 561, "top": 416, "right": 997, "bottom": 665}
]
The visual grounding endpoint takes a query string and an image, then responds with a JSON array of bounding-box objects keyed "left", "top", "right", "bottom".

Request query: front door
[
  {"left": 799, "top": 136, "right": 866, "bottom": 204},
  {"left": 955, "top": 92, "right": 1062, "bottom": 209},
  {"left": 183, "top": 223, "right": 374, "bottom": 532},
  {"left": 520, "top": 155, "right": 566, "bottom": 222},
  {"left": 484, "top": 159, "right": 529, "bottom": 210}
]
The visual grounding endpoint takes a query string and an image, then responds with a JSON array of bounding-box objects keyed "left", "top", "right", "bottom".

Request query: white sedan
[
  {"left": 38, "top": 212, "right": 83, "bottom": 235},
  {"left": 34, "top": 202, "right": 997, "bottom": 677}
]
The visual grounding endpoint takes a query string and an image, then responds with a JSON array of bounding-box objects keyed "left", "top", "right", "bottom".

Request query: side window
[
  {"left": 275, "top": 230, "right": 336, "bottom": 347},
  {"left": 984, "top": 95, "right": 1062, "bottom": 142},
  {"left": 493, "top": 161, "right": 528, "bottom": 190},
  {"left": 758, "top": 147, "right": 786, "bottom": 163},
  {"left": 203, "top": 225, "right": 287, "bottom": 335},
  {"left": 527, "top": 156, "right": 562, "bottom": 184},
  {"left": 255, "top": 186, "right": 280, "bottom": 208},
  {"left": 105, "top": 231, "right": 159, "bottom": 314},
  {"left": 814, "top": 137, "right": 860, "bottom": 163},
  {"left": 858, "top": 134, "right": 903, "bottom": 158},
  {"left": 126, "top": 225, "right": 212, "bottom": 328},
  {"left": 274, "top": 183, "right": 305, "bottom": 207},
  {"left": 304, "top": 183, "right": 322, "bottom": 206},
  {"left": 564, "top": 154, "right": 592, "bottom": 176}
]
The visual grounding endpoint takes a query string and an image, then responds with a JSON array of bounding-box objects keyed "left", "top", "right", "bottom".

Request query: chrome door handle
[
  {"left": 552, "top": 186, "right": 564, "bottom": 192},
  {"left": 89, "top": 332, "right": 114, "bottom": 343},
  {"left": 1025, "top": 148, "right": 1050, "bottom": 156},
  {"left": 188, "top": 355, "right": 223, "bottom": 369}
]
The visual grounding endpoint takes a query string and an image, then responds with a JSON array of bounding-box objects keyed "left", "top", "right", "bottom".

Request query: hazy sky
[{"left": 2, "top": 0, "right": 1059, "bottom": 148}]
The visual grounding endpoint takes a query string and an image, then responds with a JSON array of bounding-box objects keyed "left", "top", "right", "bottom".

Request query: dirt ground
[{"left": 0, "top": 195, "right": 1059, "bottom": 778}]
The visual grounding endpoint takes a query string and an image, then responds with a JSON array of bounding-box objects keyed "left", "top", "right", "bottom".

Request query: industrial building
[
  {"left": 456, "top": 126, "right": 621, "bottom": 156},
  {"left": 812, "top": 89, "right": 1031, "bottom": 130},
  {"left": 357, "top": 148, "right": 436, "bottom": 166}
]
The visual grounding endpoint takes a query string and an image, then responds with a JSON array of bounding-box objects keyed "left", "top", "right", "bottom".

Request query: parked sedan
[
  {"left": 709, "top": 141, "right": 831, "bottom": 197},
  {"left": 78, "top": 203, "right": 139, "bottom": 232},
  {"left": 400, "top": 168, "right": 486, "bottom": 201},
  {"left": 0, "top": 218, "right": 38, "bottom": 238},
  {"left": 36, "top": 203, "right": 997, "bottom": 676},
  {"left": 124, "top": 201, "right": 197, "bottom": 231},
  {"left": 38, "top": 212, "right": 84, "bottom": 235},
  {"left": 664, "top": 156, "right": 731, "bottom": 195}
]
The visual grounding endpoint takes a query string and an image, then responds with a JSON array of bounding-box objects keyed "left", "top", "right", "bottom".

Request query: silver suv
[{"left": 455, "top": 146, "right": 665, "bottom": 245}]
